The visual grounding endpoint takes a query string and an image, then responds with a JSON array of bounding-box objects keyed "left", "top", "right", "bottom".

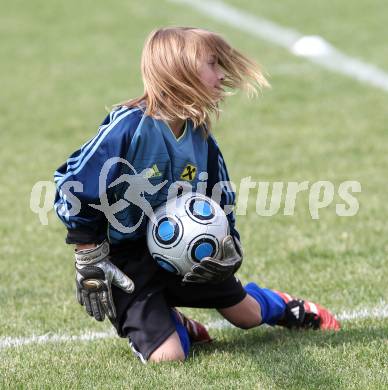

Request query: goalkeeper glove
[
  {"left": 75, "top": 240, "right": 135, "bottom": 321},
  {"left": 182, "top": 235, "right": 243, "bottom": 284}
]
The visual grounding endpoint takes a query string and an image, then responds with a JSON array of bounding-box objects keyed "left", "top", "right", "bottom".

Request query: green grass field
[{"left": 1, "top": 0, "right": 387, "bottom": 388}]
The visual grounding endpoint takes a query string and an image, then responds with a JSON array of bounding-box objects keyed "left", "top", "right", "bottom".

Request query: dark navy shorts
[{"left": 109, "top": 238, "right": 246, "bottom": 360}]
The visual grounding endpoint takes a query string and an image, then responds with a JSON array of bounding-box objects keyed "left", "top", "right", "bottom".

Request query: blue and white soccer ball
[{"left": 147, "top": 192, "right": 229, "bottom": 276}]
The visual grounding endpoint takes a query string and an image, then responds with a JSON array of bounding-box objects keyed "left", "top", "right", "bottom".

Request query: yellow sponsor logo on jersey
[{"left": 180, "top": 164, "right": 197, "bottom": 181}]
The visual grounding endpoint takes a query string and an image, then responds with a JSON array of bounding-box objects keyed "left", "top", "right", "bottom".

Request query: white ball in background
[{"left": 291, "top": 35, "right": 334, "bottom": 57}]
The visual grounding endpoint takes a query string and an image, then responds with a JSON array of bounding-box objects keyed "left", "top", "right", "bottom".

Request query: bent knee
[
  {"left": 149, "top": 349, "right": 185, "bottom": 362},
  {"left": 148, "top": 331, "right": 186, "bottom": 363}
]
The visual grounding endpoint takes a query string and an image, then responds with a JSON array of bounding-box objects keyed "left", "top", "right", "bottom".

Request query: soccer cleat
[
  {"left": 274, "top": 291, "right": 341, "bottom": 331},
  {"left": 173, "top": 309, "right": 213, "bottom": 344}
]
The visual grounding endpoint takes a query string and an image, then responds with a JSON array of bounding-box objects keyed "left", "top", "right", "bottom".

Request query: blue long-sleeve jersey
[{"left": 54, "top": 106, "right": 239, "bottom": 245}]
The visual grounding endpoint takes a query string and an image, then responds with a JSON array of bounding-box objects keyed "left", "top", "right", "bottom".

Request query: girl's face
[{"left": 198, "top": 53, "right": 225, "bottom": 99}]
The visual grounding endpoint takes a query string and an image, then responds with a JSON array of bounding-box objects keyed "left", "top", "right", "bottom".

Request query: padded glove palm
[{"left": 75, "top": 240, "right": 135, "bottom": 321}]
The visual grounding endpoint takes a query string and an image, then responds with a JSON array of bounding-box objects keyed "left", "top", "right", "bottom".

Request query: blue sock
[
  {"left": 170, "top": 310, "right": 191, "bottom": 359},
  {"left": 244, "top": 282, "right": 286, "bottom": 326}
]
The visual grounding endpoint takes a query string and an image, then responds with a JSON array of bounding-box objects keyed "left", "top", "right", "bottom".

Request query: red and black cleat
[
  {"left": 274, "top": 291, "right": 341, "bottom": 331},
  {"left": 173, "top": 309, "right": 213, "bottom": 344}
]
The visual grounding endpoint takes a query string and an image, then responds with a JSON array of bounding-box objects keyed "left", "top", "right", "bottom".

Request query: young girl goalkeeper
[{"left": 54, "top": 27, "right": 340, "bottom": 363}]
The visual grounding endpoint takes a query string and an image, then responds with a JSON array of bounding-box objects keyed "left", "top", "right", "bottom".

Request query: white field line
[
  {"left": 1, "top": 303, "right": 387, "bottom": 350},
  {"left": 170, "top": 0, "right": 388, "bottom": 92},
  {"left": 0, "top": 329, "right": 117, "bottom": 350}
]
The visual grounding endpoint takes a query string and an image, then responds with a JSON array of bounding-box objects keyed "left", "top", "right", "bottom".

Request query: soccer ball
[{"left": 147, "top": 192, "right": 229, "bottom": 276}]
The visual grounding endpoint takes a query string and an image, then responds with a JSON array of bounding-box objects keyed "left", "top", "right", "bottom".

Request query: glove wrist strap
[{"left": 75, "top": 240, "right": 110, "bottom": 265}]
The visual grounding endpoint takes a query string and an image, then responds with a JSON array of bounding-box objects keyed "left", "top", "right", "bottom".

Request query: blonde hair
[{"left": 123, "top": 27, "right": 269, "bottom": 131}]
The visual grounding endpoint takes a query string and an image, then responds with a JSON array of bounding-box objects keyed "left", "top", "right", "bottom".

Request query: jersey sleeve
[
  {"left": 206, "top": 134, "right": 240, "bottom": 242},
  {"left": 53, "top": 107, "right": 142, "bottom": 244}
]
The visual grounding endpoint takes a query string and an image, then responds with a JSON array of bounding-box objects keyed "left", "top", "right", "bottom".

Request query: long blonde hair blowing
[{"left": 124, "top": 27, "right": 269, "bottom": 131}]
